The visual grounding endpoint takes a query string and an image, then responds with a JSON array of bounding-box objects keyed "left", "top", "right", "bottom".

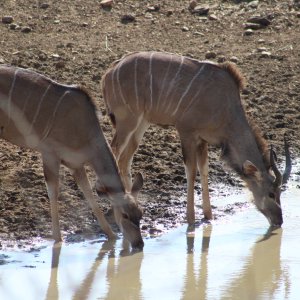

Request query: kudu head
[
  {"left": 243, "top": 139, "right": 291, "bottom": 227},
  {"left": 96, "top": 172, "right": 144, "bottom": 250}
]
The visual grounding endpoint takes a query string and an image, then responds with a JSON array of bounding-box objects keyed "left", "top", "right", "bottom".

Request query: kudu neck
[
  {"left": 91, "top": 131, "right": 126, "bottom": 199},
  {"left": 223, "top": 130, "right": 267, "bottom": 178}
]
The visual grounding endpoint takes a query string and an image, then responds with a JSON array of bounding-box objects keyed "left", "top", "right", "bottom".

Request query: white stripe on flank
[
  {"left": 0, "top": 94, "right": 39, "bottom": 148},
  {"left": 7, "top": 69, "right": 19, "bottom": 122},
  {"left": 116, "top": 59, "right": 127, "bottom": 106},
  {"left": 163, "top": 55, "right": 185, "bottom": 112},
  {"left": 148, "top": 52, "right": 154, "bottom": 111},
  {"left": 29, "top": 83, "right": 52, "bottom": 133},
  {"left": 157, "top": 54, "right": 173, "bottom": 111},
  {"left": 171, "top": 64, "right": 206, "bottom": 116},
  {"left": 180, "top": 82, "right": 203, "bottom": 118},
  {"left": 21, "top": 75, "right": 39, "bottom": 116},
  {"left": 116, "top": 114, "right": 144, "bottom": 161},
  {"left": 111, "top": 62, "right": 118, "bottom": 104},
  {"left": 41, "top": 90, "right": 69, "bottom": 141},
  {"left": 134, "top": 56, "right": 139, "bottom": 110}
]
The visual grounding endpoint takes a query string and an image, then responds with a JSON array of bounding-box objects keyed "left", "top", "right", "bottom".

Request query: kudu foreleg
[
  {"left": 42, "top": 154, "right": 62, "bottom": 242},
  {"left": 197, "top": 142, "right": 212, "bottom": 220},
  {"left": 72, "top": 167, "right": 116, "bottom": 239},
  {"left": 180, "top": 136, "right": 197, "bottom": 225},
  {"left": 113, "top": 118, "right": 148, "bottom": 191}
]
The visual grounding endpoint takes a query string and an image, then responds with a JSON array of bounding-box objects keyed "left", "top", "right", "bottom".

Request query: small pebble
[{"left": 2, "top": 16, "right": 14, "bottom": 24}]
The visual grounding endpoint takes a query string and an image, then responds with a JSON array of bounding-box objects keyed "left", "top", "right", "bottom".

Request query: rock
[
  {"left": 191, "top": 5, "right": 209, "bottom": 16},
  {"left": 257, "top": 47, "right": 267, "bottom": 52},
  {"left": 217, "top": 56, "right": 226, "bottom": 63},
  {"left": 55, "top": 61, "right": 65, "bottom": 69},
  {"left": 144, "top": 12, "right": 153, "bottom": 19},
  {"left": 40, "top": 3, "right": 49, "bottom": 9},
  {"left": 100, "top": 0, "right": 113, "bottom": 9},
  {"left": 229, "top": 56, "right": 239, "bottom": 63},
  {"left": 244, "top": 22, "right": 263, "bottom": 30},
  {"left": 92, "top": 74, "right": 101, "bottom": 81},
  {"left": 247, "top": 16, "right": 271, "bottom": 26},
  {"left": 51, "top": 53, "right": 60, "bottom": 59},
  {"left": 193, "top": 31, "right": 204, "bottom": 36},
  {"left": 9, "top": 23, "right": 19, "bottom": 30},
  {"left": 21, "top": 27, "right": 32, "bottom": 33},
  {"left": 182, "top": 26, "right": 189, "bottom": 32},
  {"left": 209, "top": 14, "right": 218, "bottom": 21},
  {"left": 260, "top": 51, "right": 271, "bottom": 58},
  {"left": 146, "top": 4, "right": 160, "bottom": 12},
  {"left": 244, "top": 29, "right": 254, "bottom": 36},
  {"left": 247, "top": 1, "right": 259, "bottom": 9},
  {"left": 121, "top": 14, "right": 136, "bottom": 24},
  {"left": 2, "top": 16, "right": 14, "bottom": 24},
  {"left": 189, "top": 0, "right": 197, "bottom": 10},
  {"left": 205, "top": 51, "right": 217, "bottom": 59}
]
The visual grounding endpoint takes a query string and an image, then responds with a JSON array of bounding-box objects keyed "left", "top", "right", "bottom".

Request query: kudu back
[
  {"left": 102, "top": 51, "right": 290, "bottom": 227},
  {"left": 0, "top": 65, "right": 144, "bottom": 249}
]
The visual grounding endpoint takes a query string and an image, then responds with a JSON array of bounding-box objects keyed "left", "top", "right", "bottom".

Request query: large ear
[
  {"left": 243, "top": 160, "right": 261, "bottom": 181},
  {"left": 131, "top": 172, "right": 143, "bottom": 198}
]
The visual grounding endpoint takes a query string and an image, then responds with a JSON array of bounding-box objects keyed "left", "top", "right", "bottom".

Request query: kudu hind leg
[
  {"left": 72, "top": 167, "right": 116, "bottom": 239},
  {"left": 180, "top": 135, "right": 198, "bottom": 225},
  {"left": 197, "top": 141, "right": 212, "bottom": 220},
  {"left": 42, "top": 154, "right": 62, "bottom": 242}
]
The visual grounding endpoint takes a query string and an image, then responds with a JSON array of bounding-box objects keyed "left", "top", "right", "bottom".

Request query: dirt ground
[{"left": 0, "top": 0, "right": 299, "bottom": 248}]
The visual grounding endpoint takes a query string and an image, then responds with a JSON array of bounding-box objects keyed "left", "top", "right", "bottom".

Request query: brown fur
[
  {"left": 220, "top": 62, "right": 246, "bottom": 90},
  {"left": 249, "top": 119, "right": 270, "bottom": 168}
]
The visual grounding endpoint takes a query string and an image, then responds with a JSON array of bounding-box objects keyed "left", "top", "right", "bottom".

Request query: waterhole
[{"left": 1, "top": 184, "right": 299, "bottom": 300}]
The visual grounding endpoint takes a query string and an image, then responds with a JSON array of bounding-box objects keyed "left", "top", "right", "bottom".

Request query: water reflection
[
  {"left": 45, "top": 243, "right": 61, "bottom": 300},
  {"left": 222, "top": 228, "right": 290, "bottom": 300},
  {"left": 181, "top": 225, "right": 212, "bottom": 300},
  {"left": 42, "top": 226, "right": 291, "bottom": 300},
  {"left": 1, "top": 186, "right": 299, "bottom": 300},
  {"left": 103, "top": 246, "right": 143, "bottom": 300},
  {"left": 44, "top": 240, "right": 143, "bottom": 300}
]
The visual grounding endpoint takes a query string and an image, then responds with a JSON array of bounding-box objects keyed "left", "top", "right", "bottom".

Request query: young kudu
[
  {"left": 102, "top": 51, "right": 291, "bottom": 227},
  {"left": 0, "top": 65, "right": 144, "bottom": 249}
]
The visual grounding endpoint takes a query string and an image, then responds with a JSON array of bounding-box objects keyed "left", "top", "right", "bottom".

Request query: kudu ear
[
  {"left": 243, "top": 160, "right": 261, "bottom": 181},
  {"left": 131, "top": 172, "right": 143, "bottom": 198}
]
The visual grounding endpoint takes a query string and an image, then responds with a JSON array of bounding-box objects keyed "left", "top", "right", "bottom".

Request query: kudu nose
[
  {"left": 268, "top": 210, "right": 283, "bottom": 227},
  {"left": 131, "top": 239, "right": 144, "bottom": 251}
]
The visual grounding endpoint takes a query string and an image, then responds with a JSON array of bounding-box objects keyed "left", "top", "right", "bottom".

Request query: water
[{"left": 0, "top": 185, "right": 299, "bottom": 300}]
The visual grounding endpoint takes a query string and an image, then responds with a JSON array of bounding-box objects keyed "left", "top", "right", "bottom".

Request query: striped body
[
  {"left": 102, "top": 51, "right": 285, "bottom": 227},
  {"left": 0, "top": 65, "right": 98, "bottom": 166},
  {"left": 103, "top": 52, "right": 242, "bottom": 145},
  {"left": 0, "top": 65, "right": 144, "bottom": 248}
]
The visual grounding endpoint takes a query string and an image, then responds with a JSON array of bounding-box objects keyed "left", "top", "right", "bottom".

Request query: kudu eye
[
  {"left": 269, "top": 192, "right": 275, "bottom": 199},
  {"left": 122, "top": 212, "right": 129, "bottom": 220}
]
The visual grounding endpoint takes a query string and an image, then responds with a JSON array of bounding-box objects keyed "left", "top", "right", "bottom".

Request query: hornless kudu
[
  {"left": 102, "top": 51, "right": 291, "bottom": 227},
  {"left": 0, "top": 65, "right": 144, "bottom": 249}
]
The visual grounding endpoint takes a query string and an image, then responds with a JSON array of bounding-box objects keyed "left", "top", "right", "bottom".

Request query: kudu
[
  {"left": 102, "top": 51, "right": 291, "bottom": 227},
  {"left": 0, "top": 65, "right": 144, "bottom": 249}
]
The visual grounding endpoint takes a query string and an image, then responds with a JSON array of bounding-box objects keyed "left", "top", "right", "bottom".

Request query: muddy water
[{"left": 1, "top": 185, "right": 299, "bottom": 300}]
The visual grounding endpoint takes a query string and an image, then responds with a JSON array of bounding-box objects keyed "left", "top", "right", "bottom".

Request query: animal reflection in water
[
  {"left": 44, "top": 226, "right": 288, "bottom": 300},
  {"left": 181, "top": 226, "right": 288, "bottom": 300},
  {"left": 45, "top": 240, "right": 143, "bottom": 300}
]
